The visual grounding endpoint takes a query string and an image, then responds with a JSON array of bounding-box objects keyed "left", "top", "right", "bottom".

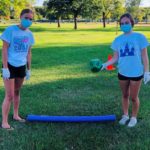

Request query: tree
[
  {"left": 111, "top": 0, "right": 125, "bottom": 21},
  {"left": 34, "top": 6, "right": 45, "bottom": 20},
  {"left": 125, "top": 0, "right": 141, "bottom": 22},
  {"left": 47, "top": 0, "right": 69, "bottom": 27},
  {"left": 67, "top": 0, "right": 94, "bottom": 30},
  {"left": 0, "top": 0, "right": 35, "bottom": 19},
  {"left": 142, "top": 7, "right": 150, "bottom": 23},
  {"left": 100, "top": 0, "right": 124, "bottom": 28},
  {"left": 0, "top": 0, "right": 11, "bottom": 19},
  {"left": 69, "top": 0, "right": 84, "bottom": 29},
  {"left": 35, "top": 6, "right": 47, "bottom": 19},
  {"left": 125, "top": 0, "right": 141, "bottom": 11},
  {"left": 10, "top": 0, "right": 35, "bottom": 19},
  {"left": 82, "top": 0, "right": 102, "bottom": 20}
]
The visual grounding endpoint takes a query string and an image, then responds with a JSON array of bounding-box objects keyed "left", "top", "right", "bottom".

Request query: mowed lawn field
[{"left": 0, "top": 22, "right": 150, "bottom": 150}]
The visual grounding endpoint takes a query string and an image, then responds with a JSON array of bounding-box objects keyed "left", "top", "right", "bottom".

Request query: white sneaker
[
  {"left": 128, "top": 117, "right": 137, "bottom": 127},
  {"left": 119, "top": 115, "right": 129, "bottom": 125}
]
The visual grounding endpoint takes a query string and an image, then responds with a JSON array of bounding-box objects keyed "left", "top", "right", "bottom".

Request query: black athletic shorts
[
  {"left": 118, "top": 73, "right": 143, "bottom": 81},
  {"left": 2, "top": 63, "right": 26, "bottom": 79}
]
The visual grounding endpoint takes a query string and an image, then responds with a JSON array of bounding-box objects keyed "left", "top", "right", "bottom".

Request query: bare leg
[
  {"left": 13, "top": 78, "right": 24, "bottom": 120},
  {"left": 2, "top": 79, "right": 14, "bottom": 128},
  {"left": 130, "top": 80, "right": 142, "bottom": 117},
  {"left": 119, "top": 80, "right": 130, "bottom": 116}
]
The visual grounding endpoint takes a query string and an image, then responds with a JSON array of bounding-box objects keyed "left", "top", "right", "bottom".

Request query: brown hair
[
  {"left": 119, "top": 13, "right": 134, "bottom": 27},
  {"left": 20, "top": 9, "right": 33, "bottom": 17}
]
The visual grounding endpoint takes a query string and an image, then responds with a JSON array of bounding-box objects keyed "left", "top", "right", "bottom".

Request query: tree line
[
  {"left": 0, "top": 0, "right": 150, "bottom": 30},
  {"left": 0, "top": 0, "right": 35, "bottom": 19},
  {"left": 36, "top": 0, "right": 150, "bottom": 29}
]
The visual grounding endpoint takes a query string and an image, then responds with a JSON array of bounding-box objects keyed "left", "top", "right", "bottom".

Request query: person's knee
[
  {"left": 131, "top": 96, "right": 138, "bottom": 102},
  {"left": 14, "top": 90, "right": 20, "bottom": 96},
  {"left": 5, "top": 93, "right": 14, "bottom": 101},
  {"left": 123, "top": 93, "right": 129, "bottom": 99}
]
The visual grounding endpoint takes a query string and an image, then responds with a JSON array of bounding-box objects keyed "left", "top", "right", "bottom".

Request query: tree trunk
[
  {"left": 74, "top": 14, "right": 77, "bottom": 30},
  {"left": 102, "top": 12, "right": 106, "bottom": 28},
  {"left": 57, "top": 17, "right": 61, "bottom": 28},
  {"left": 146, "top": 14, "right": 148, "bottom": 24},
  {"left": 116, "top": 21, "right": 118, "bottom": 35}
]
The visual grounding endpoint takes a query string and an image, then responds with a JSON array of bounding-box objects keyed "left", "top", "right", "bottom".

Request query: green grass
[{"left": 0, "top": 22, "right": 150, "bottom": 150}]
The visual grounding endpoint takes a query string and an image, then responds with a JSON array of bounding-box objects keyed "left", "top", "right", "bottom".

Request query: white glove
[
  {"left": 26, "top": 70, "right": 31, "bottom": 80},
  {"left": 2, "top": 68, "right": 10, "bottom": 80},
  {"left": 144, "top": 72, "right": 150, "bottom": 84},
  {"left": 101, "top": 63, "right": 109, "bottom": 70}
]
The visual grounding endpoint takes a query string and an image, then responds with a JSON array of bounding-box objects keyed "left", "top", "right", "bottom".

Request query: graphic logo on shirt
[
  {"left": 120, "top": 42, "right": 135, "bottom": 57},
  {"left": 13, "top": 36, "right": 29, "bottom": 52}
]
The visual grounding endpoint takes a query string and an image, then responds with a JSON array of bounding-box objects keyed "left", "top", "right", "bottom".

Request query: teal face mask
[
  {"left": 21, "top": 18, "right": 32, "bottom": 28},
  {"left": 120, "top": 24, "right": 132, "bottom": 33}
]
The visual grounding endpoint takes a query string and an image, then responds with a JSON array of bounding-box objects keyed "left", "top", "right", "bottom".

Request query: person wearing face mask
[
  {"left": 101, "top": 13, "right": 150, "bottom": 127},
  {"left": 0, "top": 9, "right": 34, "bottom": 130}
]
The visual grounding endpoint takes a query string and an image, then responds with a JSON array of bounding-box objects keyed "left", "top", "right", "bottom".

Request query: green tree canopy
[
  {"left": 0, "top": 0, "right": 35, "bottom": 19},
  {"left": 46, "top": 0, "right": 69, "bottom": 27},
  {"left": 0, "top": 0, "right": 11, "bottom": 19},
  {"left": 125, "top": 0, "right": 141, "bottom": 21}
]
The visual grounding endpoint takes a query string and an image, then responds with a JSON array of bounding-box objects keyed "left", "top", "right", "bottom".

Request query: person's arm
[
  {"left": 142, "top": 48, "right": 150, "bottom": 84},
  {"left": 25, "top": 46, "right": 32, "bottom": 80},
  {"left": 101, "top": 51, "right": 119, "bottom": 70},
  {"left": 2, "top": 40, "right": 10, "bottom": 80},
  {"left": 2, "top": 41, "right": 9, "bottom": 68},
  {"left": 142, "top": 48, "right": 149, "bottom": 72},
  {"left": 26, "top": 46, "right": 32, "bottom": 70}
]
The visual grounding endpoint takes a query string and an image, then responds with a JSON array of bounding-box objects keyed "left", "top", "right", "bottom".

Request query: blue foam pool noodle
[{"left": 27, "top": 115, "right": 116, "bottom": 122}]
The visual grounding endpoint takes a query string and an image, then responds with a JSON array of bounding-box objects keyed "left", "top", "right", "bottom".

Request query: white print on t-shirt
[{"left": 14, "top": 36, "right": 29, "bottom": 53}]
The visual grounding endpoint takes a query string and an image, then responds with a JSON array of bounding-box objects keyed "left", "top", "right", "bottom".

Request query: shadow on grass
[
  {"left": 22, "top": 74, "right": 119, "bottom": 115},
  {"left": 0, "top": 25, "right": 117, "bottom": 33},
  {"left": 0, "top": 72, "right": 150, "bottom": 150},
  {"left": 30, "top": 27, "right": 118, "bottom": 33},
  {"left": 30, "top": 25, "right": 150, "bottom": 33},
  {"left": 0, "top": 55, "right": 150, "bottom": 150},
  {"left": 0, "top": 71, "right": 120, "bottom": 149},
  {"left": 0, "top": 26, "right": 7, "bottom": 32},
  {"left": 31, "top": 44, "right": 150, "bottom": 70},
  {"left": 31, "top": 44, "right": 113, "bottom": 69},
  {"left": 1, "top": 24, "right": 150, "bottom": 33}
]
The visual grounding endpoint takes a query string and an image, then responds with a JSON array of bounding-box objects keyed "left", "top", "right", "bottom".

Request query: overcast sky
[
  {"left": 140, "top": 0, "right": 150, "bottom": 7},
  {"left": 35, "top": 0, "right": 150, "bottom": 7},
  {"left": 35, "top": 0, "right": 44, "bottom": 6}
]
